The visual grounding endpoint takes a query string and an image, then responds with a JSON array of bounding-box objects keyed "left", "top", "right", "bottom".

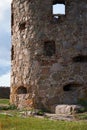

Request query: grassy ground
[
  {"left": 0, "top": 99, "right": 9, "bottom": 105},
  {"left": 0, "top": 115, "right": 87, "bottom": 130},
  {"left": 0, "top": 99, "right": 87, "bottom": 130}
]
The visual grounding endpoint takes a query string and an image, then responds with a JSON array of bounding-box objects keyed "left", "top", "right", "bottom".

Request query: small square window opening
[
  {"left": 52, "top": 1, "right": 65, "bottom": 20},
  {"left": 44, "top": 41, "right": 55, "bottom": 57}
]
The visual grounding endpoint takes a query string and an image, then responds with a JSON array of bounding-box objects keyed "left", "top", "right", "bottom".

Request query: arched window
[{"left": 17, "top": 86, "right": 27, "bottom": 94}]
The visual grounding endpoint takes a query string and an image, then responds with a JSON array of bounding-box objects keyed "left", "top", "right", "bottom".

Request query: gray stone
[{"left": 55, "top": 105, "right": 84, "bottom": 115}]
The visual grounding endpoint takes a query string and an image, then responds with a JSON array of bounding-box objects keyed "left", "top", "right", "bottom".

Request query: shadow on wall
[{"left": 0, "top": 87, "right": 10, "bottom": 99}]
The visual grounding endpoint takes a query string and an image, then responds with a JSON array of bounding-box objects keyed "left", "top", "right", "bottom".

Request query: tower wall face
[{"left": 11, "top": 0, "right": 87, "bottom": 112}]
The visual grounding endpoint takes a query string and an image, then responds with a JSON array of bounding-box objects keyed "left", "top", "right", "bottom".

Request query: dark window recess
[
  {"left": 11, "top": 3, "right": 14, "bottom": 27},
  {"left": 63, "top": 83, "right": 80, "bottom": 92},
  {"left": 52, "top": 0, "right": 65, "bottom": 20},
  {"left": 73, "top": 55, "right": 87, "bottom": 62},
  {"left": 11, "top": 13, "right": 14, "bottom": 27},
  {"left": 19, "top": 22, "right": 26, "bottom": 30},
  {"left": 44, "top": 41, "right": 55, "bottom": 56},
  {"left": 11, "top": 45, "right": 14, "bottom": 60},
  {"left": 17, "top": 86, "right": 27, "bottom": 94},
  {"left": 53, "top": 0, "right": 65, "bottom": 5}
]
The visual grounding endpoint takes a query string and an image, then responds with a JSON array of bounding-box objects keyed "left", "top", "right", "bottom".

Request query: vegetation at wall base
[
  {"left": 0, "top": 99, "right": 87, "bottom": 130},
  {"left": 75, "top": 112, "right": 87, "bottom": 120}
]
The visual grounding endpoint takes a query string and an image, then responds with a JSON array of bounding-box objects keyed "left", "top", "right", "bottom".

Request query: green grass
[
  {"left": 75, "top": 112, "right": 87, "bottom": 120},
  {"left": 0, "top": 99, "right": 9, "bottom": 105},
  {"left": 0, "top": 99, "right": 87, "bottom": 130},
  {"left": 0, "top": 115, "right": 87, "bottom": 130}
]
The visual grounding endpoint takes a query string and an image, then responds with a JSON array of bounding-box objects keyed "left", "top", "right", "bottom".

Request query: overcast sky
[
  {"left": 0, "top": 1, "right": 64, "bottom": 87},
  {"left": 0, "top": 0, "right": 11, "bottom": 86}
]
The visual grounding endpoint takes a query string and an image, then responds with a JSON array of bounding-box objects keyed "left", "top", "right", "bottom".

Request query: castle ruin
[{"left": 10, "top": 0, "right": 87, "bottom": 112}]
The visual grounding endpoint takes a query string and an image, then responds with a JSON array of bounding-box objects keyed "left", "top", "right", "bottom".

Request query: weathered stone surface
[
  {"left": 45, "top": 113, "right": 75, "bottom": 121},
  {"left": 55, "top": 105, "right": 84, "bottom": 115},
  {"left": 10, "top": 0, "right": 87, "bottom": 112},
  {"left": 17, "top": 94, "right": 33, "bottom": 110}
]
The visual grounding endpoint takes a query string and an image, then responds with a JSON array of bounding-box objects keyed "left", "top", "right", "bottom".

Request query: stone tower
[{"left": 10, "top": 0, "right": 87, "bottom": 112}]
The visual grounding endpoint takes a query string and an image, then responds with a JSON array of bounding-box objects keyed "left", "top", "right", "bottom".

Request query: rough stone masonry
[{"left": 10, "top": 0, "right": 87, "bottom": 112}]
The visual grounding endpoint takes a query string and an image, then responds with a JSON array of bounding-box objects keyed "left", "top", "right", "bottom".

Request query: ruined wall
[{"left": 10, "top": 0, "right": 87, "bottom": 112}]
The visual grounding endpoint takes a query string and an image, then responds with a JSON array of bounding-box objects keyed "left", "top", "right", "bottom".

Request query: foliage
[
  {"left": 0, "top": 104, "right": 17, "bottom": 111},
  {"left": 8, "top": 104, "right": 17, "bottom": 110},
  {"left": 36, "top": 109, "right": 44, "bottom": 116},
  {"left": 0, "top": 99, "right": 17, "bottom": 110},
  {"left": 75, "top": 112, "right": 87, "bottom": 120},
  {"left": 78, "top": 98, "right": 87, "bottom": 107}
]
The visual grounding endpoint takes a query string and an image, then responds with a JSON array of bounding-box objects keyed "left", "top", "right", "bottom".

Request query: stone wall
[
  {"left": 0, "top": 87, "right": 10, "bottom": 99},
  {"left": 10, "top": 0, "right": 87, "bottom": 112}
]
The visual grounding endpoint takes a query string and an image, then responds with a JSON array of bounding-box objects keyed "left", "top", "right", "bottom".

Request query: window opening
[
  {"left": 63, "top": 83, "right": 80, "bottom": 92},
  {"left": 11, "top": 3, "right": 14, "bottom": 27},
  {"left": 19, "top": 22, "right": 26, "bottom": 30},
  {"left": 73, "top": 55, "right": 87, "bottom": 63},
  {"left": 17, "top": 86, "right": 27, "bottom": 94},
  {"left": 11, "top": 13, "right": 14, "bottom": 27},
  {"left": 52, "top": 0, "right": 65, "bottom": 19},
  {"left": 11, "top": 45, "right": 14, "bottom": 60},
  {"left": 44, "top": 41, "right": 55, "bottom": 56}
]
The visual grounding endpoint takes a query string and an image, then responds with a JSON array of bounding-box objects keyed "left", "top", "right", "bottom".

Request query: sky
[
  {"left": 0, "top": 1, "right": 64, "bottom": 87},
  {"left": 53, "top": 4, "right": 65, "bottom": 15},
  {"left": 0, "top": 0, "right": 11, "bottom": 86}
]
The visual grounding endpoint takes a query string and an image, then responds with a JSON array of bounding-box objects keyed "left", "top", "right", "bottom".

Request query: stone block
[{"left": 55, "top": 105, "right": 84, "bottom": 115}]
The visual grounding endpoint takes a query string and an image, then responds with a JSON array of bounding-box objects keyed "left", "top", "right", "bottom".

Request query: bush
[
  {"left": 8, "top": 104, "right": 17, "bottom": 110},
  {"left": 0, "top": 104, "right": 17, "bottom": 110},
  {"left": 36, "top": 110, "right": 44, "bottom": 116},
  {"left": 75, "top": 113, "right": 87, "bottom": 120},
  {"left": 78, "top": 99, "right": 87, "bottom": 107}
]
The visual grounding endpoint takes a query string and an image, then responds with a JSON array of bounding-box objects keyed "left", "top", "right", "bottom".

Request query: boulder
[{"left": 55, "top": 105, "right": 84, "bottom": 115}]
